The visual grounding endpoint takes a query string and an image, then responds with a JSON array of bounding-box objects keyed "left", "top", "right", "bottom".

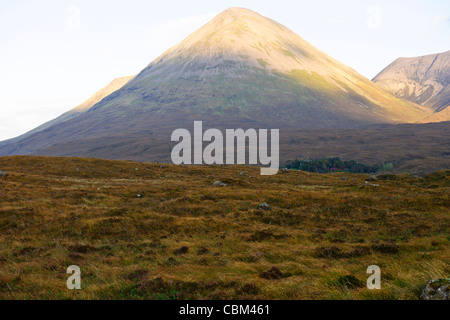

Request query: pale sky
[{"left": 0, "top": 0, "right": 449, "bottom": 141}]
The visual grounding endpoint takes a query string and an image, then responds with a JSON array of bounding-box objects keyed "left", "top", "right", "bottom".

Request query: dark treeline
[{"left": 283, "top": 157, "right": 394, "bottom": 174}]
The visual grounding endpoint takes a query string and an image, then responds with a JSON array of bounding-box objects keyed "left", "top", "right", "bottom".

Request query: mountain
[
  {"left": 418, "top": 107, "right": 450, "bottom": 123},
  {"left": 0, "top": 76, "right": 134, "bottom": 151},
  {"left": 0, "top": 7, "right": 431, "bottom": 158},
  {"left": 373, "top": 50, "right": 450, "bottom": 122}
]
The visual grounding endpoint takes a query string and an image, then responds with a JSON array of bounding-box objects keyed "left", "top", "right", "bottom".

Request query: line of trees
[{"left": 283, "top": 157, "right": 394, "bottom": 174}]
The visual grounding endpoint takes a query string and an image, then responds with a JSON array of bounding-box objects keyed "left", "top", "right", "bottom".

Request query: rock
[
  {"left": 420, "top": 279, "right": 450, "bottom": 300},
  {"left": 280, "top": 168, "right": 289, "bottom": 173},
  {"left": 258, "top": 202, "right": 271, "bottom": 211},
  {"left": 365, "top": 181, "right": 379, "bottom": 187},
  {"left": 0, "top": 171, "right": 8, "bottom": 177},
  {"left": 213, "top": 181, "right": 227, "bottom": 187},
  {"left": 341, "top": 176, "right": 348, "bottom": 181},
  {"left": 367, "top": 175, "right": 378, "bottom": 181}
]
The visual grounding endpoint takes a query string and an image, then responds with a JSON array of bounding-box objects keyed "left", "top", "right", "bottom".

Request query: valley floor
[{"left": 0, "top": 156, "right": 448, "bottom": 300}]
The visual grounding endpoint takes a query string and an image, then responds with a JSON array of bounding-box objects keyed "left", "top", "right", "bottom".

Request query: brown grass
[{"left": 0, "top": 156, "right": 448, "bottom": 300}]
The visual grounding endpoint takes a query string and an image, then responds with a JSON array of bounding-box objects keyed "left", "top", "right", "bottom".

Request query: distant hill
[
  {"left": 0, "top": 7, "right": 431, "bottom": 158},
  {"left": 0, "top": 76, "right": 134, "bottom": 151},
  {"left": 373, "top": 50, "right": 450, "bottom": 122}
]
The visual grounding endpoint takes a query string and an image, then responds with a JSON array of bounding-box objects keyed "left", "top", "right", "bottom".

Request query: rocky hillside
[{"left": 373, "top": 50, "right": 450, "bottom": 122}]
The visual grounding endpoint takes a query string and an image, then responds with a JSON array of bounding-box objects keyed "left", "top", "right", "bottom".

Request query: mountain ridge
[{"left": 373, "top": 50, "right": 450, "bottom": 121}]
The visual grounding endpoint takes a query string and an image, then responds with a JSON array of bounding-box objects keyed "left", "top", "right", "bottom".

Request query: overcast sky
[{"left": 0, "top": 0, "right": 449, "bottom": 141}]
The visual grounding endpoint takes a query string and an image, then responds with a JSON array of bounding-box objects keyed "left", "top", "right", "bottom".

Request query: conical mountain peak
[
  {"left": 141, "top": 7, "right": 346, "bottom": 81},
  {"left": 209, "top": 7, "right": 280, "bottom": 28},
  {"left": 125, "top": 8, "right": 429, "bottom": 126},
  {"left": 215, "top": 7, "right": 263, "bottom": 20}
]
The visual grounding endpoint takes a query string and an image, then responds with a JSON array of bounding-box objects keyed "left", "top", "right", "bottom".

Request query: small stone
[
  {"left": 213, "top": 181, "right": 227, "bottom": 187},
  {"left": 367, "top": 175, "right": 378, "bottom": 181},
  {"left": 0, "top": 171, "right": 8, "bottom": 177},
  {"left": 258, "top": 202, "right": 271, "bottom": 211}
]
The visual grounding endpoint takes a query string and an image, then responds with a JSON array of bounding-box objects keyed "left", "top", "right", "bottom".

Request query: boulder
[
  {"left": 420, "top": 279, "right": 450, "bottom": 300},
  {"left": 258, "top": 202, "right": 271, "bottom": 211},
  {"left": 213, "top": 181, "right": 227, "bottom": 187}
]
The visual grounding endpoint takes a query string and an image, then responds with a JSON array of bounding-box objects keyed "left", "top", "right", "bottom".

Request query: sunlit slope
[
  {"left": 0, "top": 76, "right": 134, "bottom": 153},
  {"left": 95, "top": 7, "right": 428, "bottom": 125}
]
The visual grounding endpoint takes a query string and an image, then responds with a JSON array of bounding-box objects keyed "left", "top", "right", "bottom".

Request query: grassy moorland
[{"left": 0, "top": 156, "right": 448, "bottom": 300}]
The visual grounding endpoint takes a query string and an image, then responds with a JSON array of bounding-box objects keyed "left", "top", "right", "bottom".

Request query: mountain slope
[
  {"left": 0, "top": 7, "right": 431, "bottom": 157},
  {"left": 373, "top": 50, "right": 450, "bottom": 121},
  {"left": 71, "top": 76, "right": 135, "bottom": 113},
  {"left": 418, "top": 106, "right": 450, "bottom": 123},
  {"left": 0, "top": 76, "right": 134, "bottom": 152}
]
